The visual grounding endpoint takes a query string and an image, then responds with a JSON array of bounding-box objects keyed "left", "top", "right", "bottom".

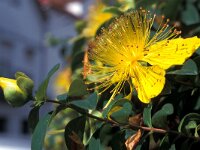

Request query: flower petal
[
  {"left": 143, "top": 37, "right": 200, "bottom": 69},
  {"left": 132, "top": 64, "right": 165, "bottom": 103}
]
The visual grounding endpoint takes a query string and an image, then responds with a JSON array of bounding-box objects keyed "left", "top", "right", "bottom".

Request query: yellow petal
[
  {"left": 0, "top": 77, "right": 21, "bottom": 92},
  {"left": 143, "top": 37, "right": 200, "bottom": 69},
  {"left": 132, "top": 64, "right": 165, "bottom": 103}
]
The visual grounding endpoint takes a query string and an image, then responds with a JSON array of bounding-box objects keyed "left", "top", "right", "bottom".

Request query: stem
[{"left": 45, "top": 99, "right": 200, "bottom": 141}]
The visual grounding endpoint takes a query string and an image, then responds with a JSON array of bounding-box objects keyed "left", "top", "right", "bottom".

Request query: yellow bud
[{"left": 0, "top": 77, "right": 27, "bottom": 107}]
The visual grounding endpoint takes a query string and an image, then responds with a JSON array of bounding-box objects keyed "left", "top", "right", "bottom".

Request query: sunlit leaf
[
  {"left": 185, "top": 120, "right": 197, "bottom": 130},
  {"left": 178, "top": 113, "right": 200, "bottom": 135}
]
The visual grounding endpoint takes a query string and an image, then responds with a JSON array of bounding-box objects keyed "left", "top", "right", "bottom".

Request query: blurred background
[
  {"left": 0, "top": 0, "right": 200, "bottom": 149},
  {"left": 0, "top": 0, "right": 92, "bottom": 149}
]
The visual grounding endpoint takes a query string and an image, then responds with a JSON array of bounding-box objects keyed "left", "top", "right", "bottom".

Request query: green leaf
[
  {"left": 159, "top": 135, "right": 171, "bottom": 150},
  {"left": 125, "top": 129, "right": 136, "bottom": 139},
  {"left": 193, "top": 55, "right": 200, "bottom": 72},
  {"left": 70, "top": 93, "right": 98, "bottom": 110},
  {"left": 152, "top": 103, "right": 174, "bottom": 128},
  {"left": 35, "top": 64, "right": 60, "bottom": 105},
  {"left": 83, "top": 113, "right": 102, "bottom": 145},
  {"left": 28, "top": 107, "right": 40, "bottom": 133},
  {"left": 57, "top": 93, "right": 68, "bottom": 102},
  {"left": 169, "top": 144, "right": 176, "bottom": 150},
  {"left": 99, "top": 124, "right": 115, "bottom": 146},
  {"left": 181, "top": 2, "right": 200, "bottom": 25},
  {"left": 178, "top": 113, "right": 200, "bottom": 135},
  {"left": 194, "top": 96, "right": 200, "bottom": 110},
  {"left": 71, "top": 50, "right": 85, "bottom": 72},
  {"left": 68, "top": 79, "right": 88, "bottom": 98},
  {"left": 65, "top": 115, "right": 101, "bottom": 149},
  {"left": 31, "top": 113, "right": 52, "bottom": 150},
  {"left": 196, "top": 47, "right": 200, "bottom": 55},
  {"left": 185, "top": 120, "right": 197, "bottom": 130},
  {"left": 161, "top": 0, "right": 180, "bottom": 20},
  {"left": 111, "top": 102, "right": 132, "bottom": 124},
  {"left": 110, "top": 131, "right": 126, "bottom": 150},
  {"left": 135, "top": 0, "right": 157, "bottom": 8},
  {"left": 103, "top": 99, "right": 133, "bottom": 124},
  {"left": 65, "top": 119, "right": 85, "bottom": 150},
  {"left": 103, "top": 6, "right": 122, "bottom": 15},
  {"left": 167, "top": 59, "right": 198, "bottom": 75},
  {"left": 143, "top": 103, "right": 152, "bottom": 127},
  {"left": 71, "top": 37, "right": 85, "bottom": 57},
  {"left": 75, "top": 20, "right": 86, "bottom": 34},
  {"left": 88, "top": 137, "right": 104, "bottom": 150}
]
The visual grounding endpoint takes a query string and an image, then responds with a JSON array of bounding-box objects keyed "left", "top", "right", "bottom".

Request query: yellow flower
[
  {"left": 54, "top": 67, "right": 72, "bottom": 94},
  {"left": 87, "top": 10, "right": 200, "bottom": 107},
  {"left": 82, "top": 0, "right": 113, "bottom": 37}
]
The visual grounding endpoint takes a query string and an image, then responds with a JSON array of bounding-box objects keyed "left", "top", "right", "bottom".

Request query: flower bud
[{"left": 0, "top": 73, "right": 33, "bottom": 107}]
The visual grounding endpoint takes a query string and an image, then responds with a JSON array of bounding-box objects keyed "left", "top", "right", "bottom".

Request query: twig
[{"left": 45, "top": 99, "right": 200, "bottom": 142}]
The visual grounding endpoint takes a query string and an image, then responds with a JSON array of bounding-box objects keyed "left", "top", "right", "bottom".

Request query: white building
[{"left": 0, "top": 0, "right": 90, "bottom": 149}]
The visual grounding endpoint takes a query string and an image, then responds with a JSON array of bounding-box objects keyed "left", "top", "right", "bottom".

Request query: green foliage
[
  {"left": 178, "top": 113, "right": 200, "bottom": 136},
  {"left": 103, "top": 99, "right": 133, "bottom": 124},
  {"left": 28, "top": 107, "right": 40, "bottom": 133},
  {"left": 103, "top": 6, "right": 123, "bottom": 15},
  {"left": 35, "top": 64, "right": 60, "bottom": 106},
  {"left": 64, "top": 115, "right": 102, "bottom": 150},
  {"left": 143, "top": 103, "right": 152, "bottom": 127},
  {"left": 181, "top": 2, "right": 200, "bottom": 26},
  {"left": 167, "top": 59, "right": 198, "bottom": 75},
  {"left": 152, "top": 103, "right": 174, "bottom": 128},
  {"left": 68, "top": 79, "right": 88, "bottom": 98},
  {"left": 70, "top": 93, "right": 98, "bottom": 110},
  {"left": 31, "top": 113, "right": 53, "bottom": 150}
]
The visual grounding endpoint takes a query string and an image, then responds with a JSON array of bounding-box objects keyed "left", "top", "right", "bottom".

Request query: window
[
  {"left": 24, "top": 47, "right": 35, "bottom": 61},
  {"left": 21, "top": 119, "right": 29, "bottom": 135},
  {"left": 0, "top": 117, "right": 7, "bottom": 133}
]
